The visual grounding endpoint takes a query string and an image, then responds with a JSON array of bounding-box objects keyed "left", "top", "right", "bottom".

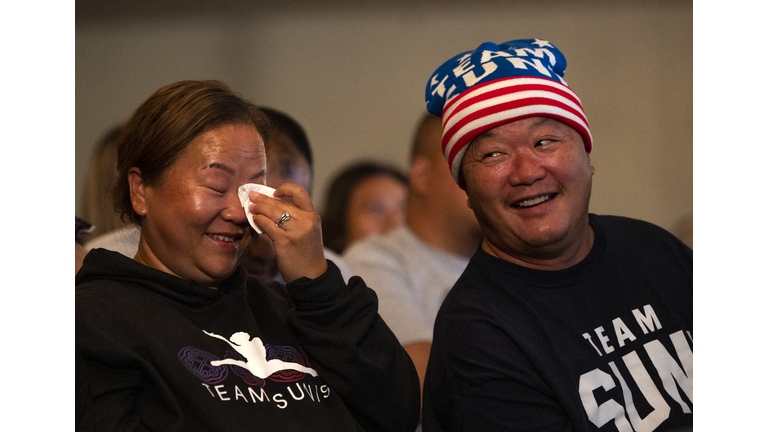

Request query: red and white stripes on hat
[{"left": 441, "top": 76, "right": 592, "bottom": 187}]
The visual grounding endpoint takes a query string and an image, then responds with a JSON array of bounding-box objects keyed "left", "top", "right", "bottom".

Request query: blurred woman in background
[{"left": 322, "top": 161, "right": 408, "bottom": 254}]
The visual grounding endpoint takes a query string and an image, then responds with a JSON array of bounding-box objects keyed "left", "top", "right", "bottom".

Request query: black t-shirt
[{"left": 423, "top": 214, "right": 693, "bottom": 432}]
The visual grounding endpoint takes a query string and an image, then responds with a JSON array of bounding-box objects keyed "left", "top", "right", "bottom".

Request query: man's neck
[
  {"left": 407, "top": 214, "right": 478, "bottom": 258},
  {"left": 482, "top": 224, "right": 595, "bottom": 271}
]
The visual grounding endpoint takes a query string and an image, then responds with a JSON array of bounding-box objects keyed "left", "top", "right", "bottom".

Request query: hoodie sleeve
[{"left": 285, "top": 260, "right": 421, "bottom": 432}]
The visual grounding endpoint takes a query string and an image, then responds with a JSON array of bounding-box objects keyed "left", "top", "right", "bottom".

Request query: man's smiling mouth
[{"left": 513, "top": 194, "right": 553, "bottom": 208}]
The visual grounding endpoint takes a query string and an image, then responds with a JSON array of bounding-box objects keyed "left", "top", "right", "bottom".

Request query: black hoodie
[{"left": 76, "top": 249, "right": 420, "bottom": 432}]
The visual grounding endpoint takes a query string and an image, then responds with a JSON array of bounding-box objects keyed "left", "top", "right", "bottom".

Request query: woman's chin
[{"left": 188, "top": 263, "right": 240, "bottom": 288}]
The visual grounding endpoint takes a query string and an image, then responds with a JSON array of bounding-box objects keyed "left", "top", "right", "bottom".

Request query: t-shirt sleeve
[
  {"left": 441, "top": 379, "right": 572, "bottom": 431},
  {"left": 423, "top": 293, "right": 572, "bottom": 432}
]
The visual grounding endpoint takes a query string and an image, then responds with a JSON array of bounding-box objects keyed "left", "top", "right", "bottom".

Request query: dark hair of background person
[
  {"left": 76, "top": 217, "right": 94, "bottom": 246},
  {"left": 80, "top": 124, "right": 123, "bottom": 239},
  {"left": 112, "top": 80, "right": 273, "bottom": 226},
  {"left": 259, "top": 106, "right": 314, "bottom": 194},
  {"left": 76, "top": 216, "right": 94, "bottom": 275},
  {"left": 321, "top": 161, "right": 408, "bottom": 254},
  {"left": 260, "top": 107, "right": 312, "bottom": 172}
]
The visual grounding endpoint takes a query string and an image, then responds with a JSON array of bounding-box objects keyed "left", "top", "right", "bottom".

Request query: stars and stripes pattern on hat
[{"left": 425, "top": 39, "right": 592, "bottom": 187}]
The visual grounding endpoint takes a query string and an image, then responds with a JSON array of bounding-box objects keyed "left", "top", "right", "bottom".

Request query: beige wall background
[{"left": 75, "top": 0, "right": 692, "bottom": 232}]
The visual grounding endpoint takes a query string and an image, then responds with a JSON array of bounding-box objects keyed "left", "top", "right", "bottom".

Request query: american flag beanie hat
[{"left": 425, "top": 39, "right": 592, "bottom": 187}]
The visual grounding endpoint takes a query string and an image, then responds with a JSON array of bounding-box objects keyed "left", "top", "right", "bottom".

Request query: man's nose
[{"left": 508, "top": 150, "right": 546, "bottom": 186}]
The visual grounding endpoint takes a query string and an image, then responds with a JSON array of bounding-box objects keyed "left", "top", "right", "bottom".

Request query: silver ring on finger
[{"left": 276, "top": 212, "right": 291, "bottom": 228}]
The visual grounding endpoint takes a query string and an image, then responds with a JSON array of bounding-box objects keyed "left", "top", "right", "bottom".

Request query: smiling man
[{"left": 421, "top": 39, "right": 693, "bottom": 432}]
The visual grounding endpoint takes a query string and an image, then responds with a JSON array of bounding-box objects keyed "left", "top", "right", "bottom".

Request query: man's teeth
[
  {"left": 516, "top": 195, "right": 552, "bottom": 208},
  {"left": 209, "top": 234, "right": 236, "bottom": 242}
]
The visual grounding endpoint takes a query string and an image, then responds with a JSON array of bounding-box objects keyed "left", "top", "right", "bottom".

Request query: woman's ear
[{"left": 128, "top": 167, "right": 147, "bottom": 216}]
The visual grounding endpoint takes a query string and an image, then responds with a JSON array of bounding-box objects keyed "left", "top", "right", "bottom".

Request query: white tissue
[{"left": 238, "top": 183, "right": 276, "bottom": 234}]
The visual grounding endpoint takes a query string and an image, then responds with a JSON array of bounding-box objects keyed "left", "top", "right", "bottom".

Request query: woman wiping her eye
[{"left": 75, "top": 80, "right": 419, "bottom": 432}]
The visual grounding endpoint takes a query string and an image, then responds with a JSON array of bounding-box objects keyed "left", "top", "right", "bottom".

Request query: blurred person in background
[
  {"left": 322, "top": 161, "right": 408, "bottom": 255},
  {"left": 672, "top": 213, "right": 693, "bottom": 249},
  {"left": 79, "top": 124, "right": 128, "bottom": 240},
  {"left": 344, "top": 112, "right": 483, "bottom": 425},
  {"left": 75, "top": 217, "right": 93, "bottom": 275},
  {"left": 80, "top": 124, "right": 145, "bottom": 257}
]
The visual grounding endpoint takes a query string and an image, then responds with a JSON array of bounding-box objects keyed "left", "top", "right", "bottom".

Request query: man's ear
[
  {"left": 586, "top": 152, "right": 595, "bottom": 176},
  {"left": 409, "top": 155, "right": 431, "bottom": 196},
  {"left": 127, "top": 167, "right": 148, "bottom": 216}
]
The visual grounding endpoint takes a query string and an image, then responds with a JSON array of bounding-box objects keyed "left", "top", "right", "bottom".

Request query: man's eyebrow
[
  {"left": 531, "top": 117, "right": 562, "bottom": 128},
  {"left": 475, "top": 129, "right": 496, "bottom": 140}
]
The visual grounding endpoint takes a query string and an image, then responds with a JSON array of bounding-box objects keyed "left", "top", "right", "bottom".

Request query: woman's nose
[{"left": 221, "top": 193, "right": 248, "bottom": 224}]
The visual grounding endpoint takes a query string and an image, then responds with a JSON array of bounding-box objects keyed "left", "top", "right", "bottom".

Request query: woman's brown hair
[{"left": 113, "top": 80, "right": 272, "bottom": 225}]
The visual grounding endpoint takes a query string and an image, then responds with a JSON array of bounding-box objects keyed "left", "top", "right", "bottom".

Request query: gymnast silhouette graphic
[{"left": 203, "top": 330, "right": 318, "bottom": 379}]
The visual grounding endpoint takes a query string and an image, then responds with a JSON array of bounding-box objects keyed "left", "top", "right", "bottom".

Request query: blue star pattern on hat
[
  {"left": 426, "top": 39, "right": 568, "bottom": 112},
  {"left": 425, "top": 39, "right": 592, "bottom": 186}
]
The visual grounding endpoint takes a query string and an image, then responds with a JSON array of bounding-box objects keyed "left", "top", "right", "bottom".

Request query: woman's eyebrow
[
  {"left": 250, "top": 169, "right": 266, "bottom": 180},
  {"left": 204, "top": 164, "right": 265, "bottom": 180},
  {"left": 204, "top": 163, "right": 235, "bottom": 175}
]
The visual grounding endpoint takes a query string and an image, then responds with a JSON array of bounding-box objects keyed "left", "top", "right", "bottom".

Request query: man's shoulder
[
  {"left": 591, "top": 213, "right": 659, "bottom": 228},
  {"left": 343, "top": 227, "right": 421, "bottom": 262},
  {"left": 590, "top": 214, "right": 678, "bottom": 242},
  {"left": 590, "top": 214, "right": 692, "bottom": 268}
]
